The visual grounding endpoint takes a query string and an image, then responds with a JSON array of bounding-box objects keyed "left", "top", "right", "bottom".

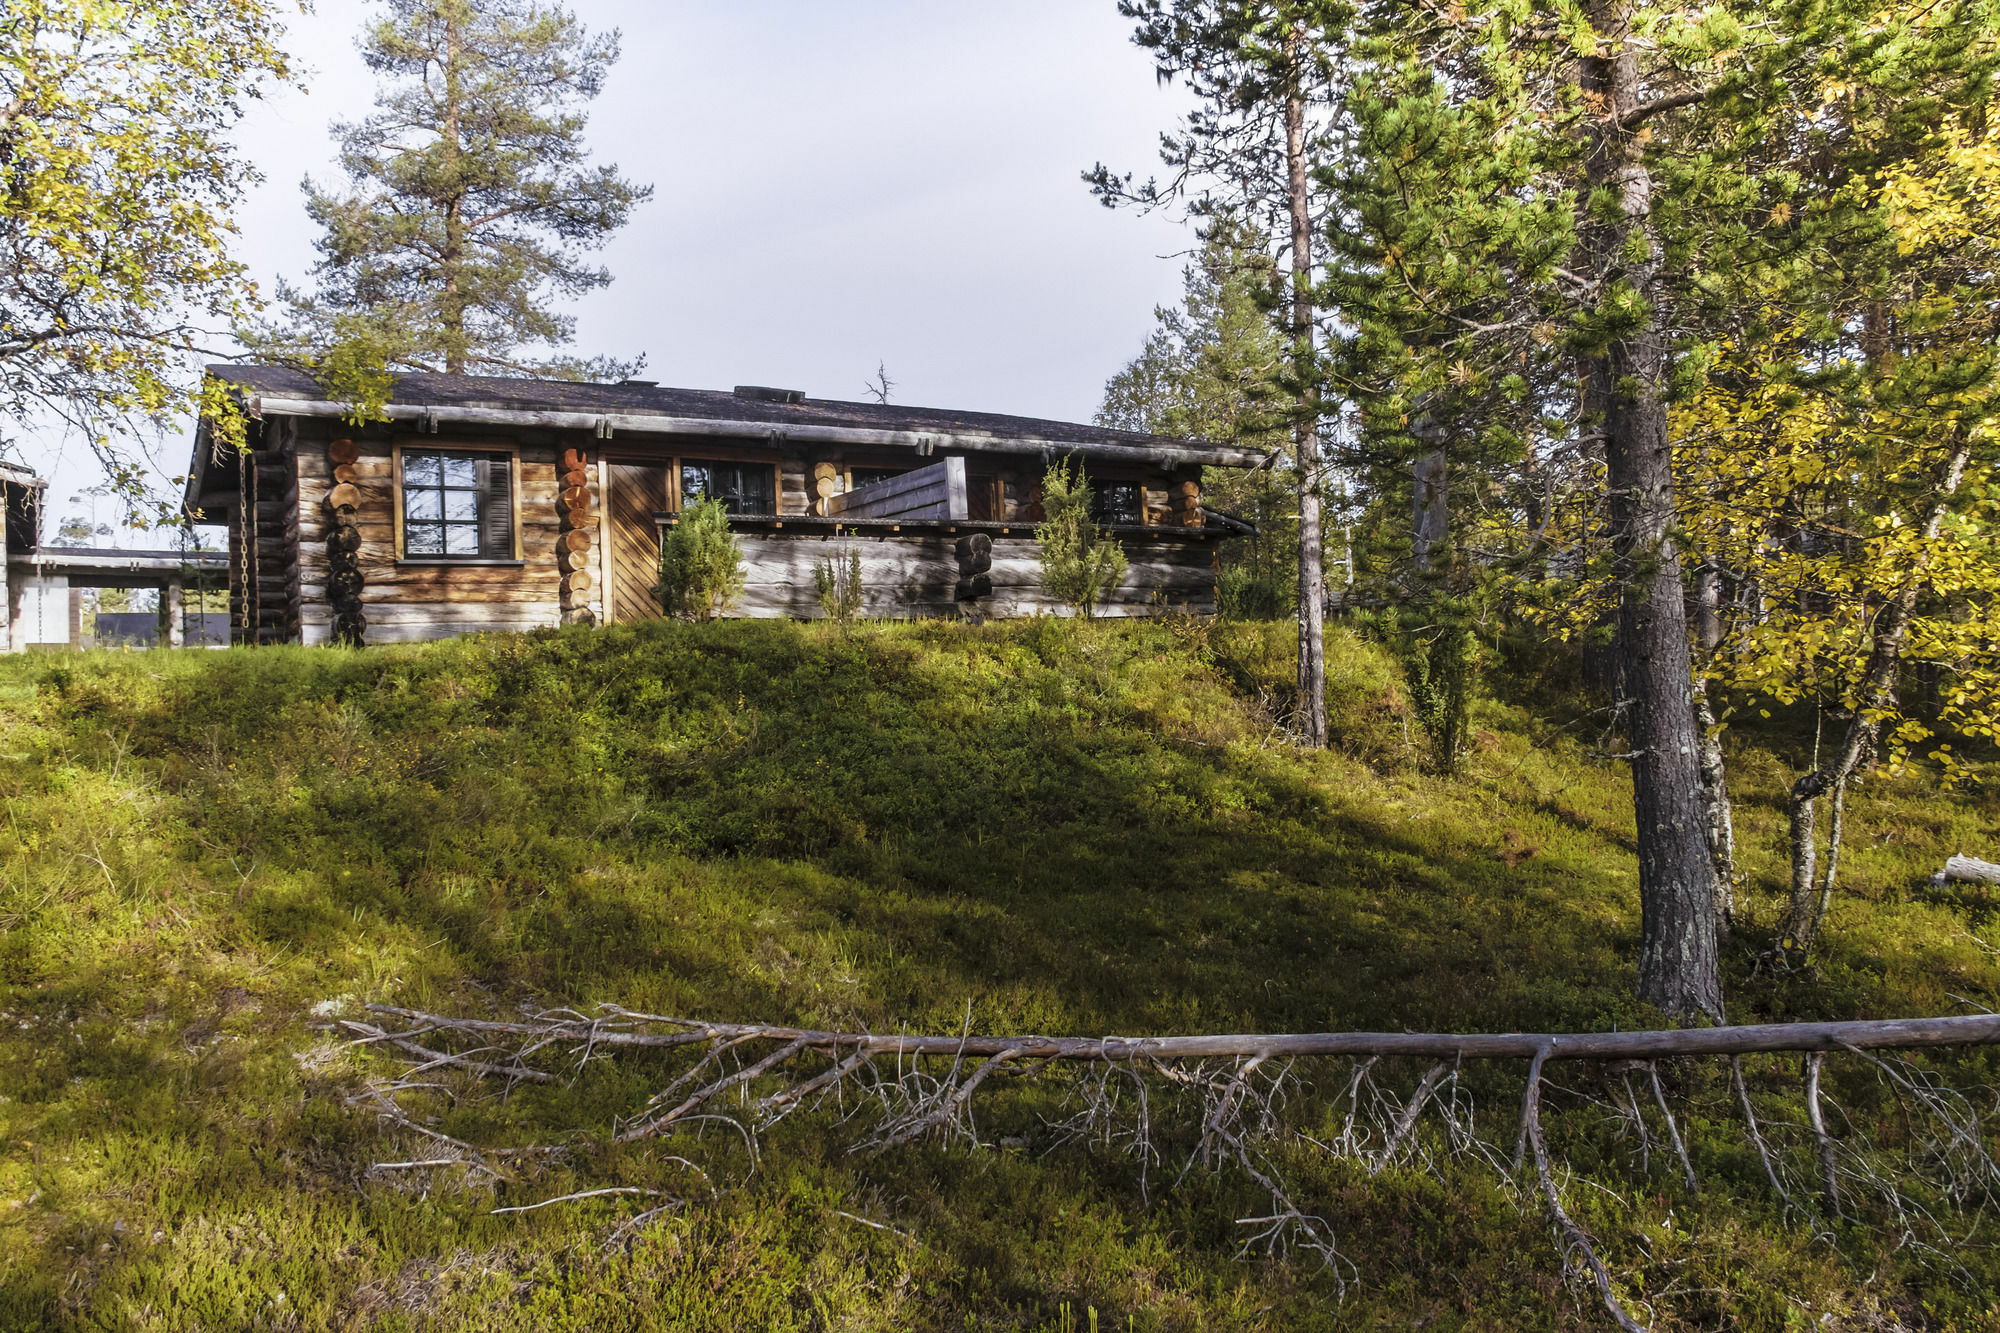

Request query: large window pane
[
  {"left": 402, "top": 450, "right": 511, "bottom": 558},
  {"left": 682, "top": 460, "right": 772, "bottom": 514}
]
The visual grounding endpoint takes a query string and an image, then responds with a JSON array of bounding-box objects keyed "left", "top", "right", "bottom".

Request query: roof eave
[{"left": 240, "top": 395, "right": 1270, "bottom": 471}]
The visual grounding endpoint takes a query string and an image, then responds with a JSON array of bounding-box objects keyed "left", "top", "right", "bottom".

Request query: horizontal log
[
  {"left": 358, "top": 589, "right": 561, "bottom": 608},
  {"left": 562, "top": 529, "right": 592, "bottom": 552},
  {"left": 326, "top": 483, "right": 361, "bottom": 511},
  {"left": 1936, "top": 856, "right": 2000, "bottom": 887},
  {"left": 334, "top": 464, "right": 360, "bottom": 485},
  {"left": 562, "top": 447, "right": 589, "bottom": 472},
  {"left": 329, "top": 439, "right": 360, "bottom": 465},
  {"left": 562, "top": 468, "right": 590, "bottom": 490},
  {"left": 364, "top": 1005, "right": 2000, "bottom": 1065},
  {"left": 562, "top": 570, "right": 594, "bottom": 594}
]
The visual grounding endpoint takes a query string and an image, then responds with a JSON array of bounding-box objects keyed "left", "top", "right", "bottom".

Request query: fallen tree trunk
[
  {"left": 1936, "top": 856, "right": 2000, "bottom": 887},
  {"left": 361, "top": 1003, "right": 2000, "bottom": 1063}
]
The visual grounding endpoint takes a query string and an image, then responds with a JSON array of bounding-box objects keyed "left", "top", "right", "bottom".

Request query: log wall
[
  {"left": 298, "top": 432, "right": 567, "bottom": 645},
  {"left": 270, "top": 423, "right": 1225, "bottom": 643},
  {"left": 731, "top": 532, "right": 1219, "bottom": 619}
]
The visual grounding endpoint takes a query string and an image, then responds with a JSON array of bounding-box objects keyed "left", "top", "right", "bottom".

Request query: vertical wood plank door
[{"left": 607, "top": 463, "right": 669, "bottom": 623}]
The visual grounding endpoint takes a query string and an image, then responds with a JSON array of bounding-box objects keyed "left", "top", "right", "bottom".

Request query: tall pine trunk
[
  {"left": 440, "top": 4, "right": 467, "bottom": 375},
  {"left": 1581, "top": 1, "right": 1723, "bottom": 1022},
  {"left": 1285, "top": 29, "right": 1327, "bottom": 748}
]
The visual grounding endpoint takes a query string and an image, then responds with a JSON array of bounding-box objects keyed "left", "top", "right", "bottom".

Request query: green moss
[{"left": 0, "top": 619, "right": 1994, "bottom": 1330}]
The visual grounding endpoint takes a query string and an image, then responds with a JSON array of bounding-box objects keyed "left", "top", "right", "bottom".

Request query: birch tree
[{"left": 0, "top": 0, "right": 293, "bottom": 505}]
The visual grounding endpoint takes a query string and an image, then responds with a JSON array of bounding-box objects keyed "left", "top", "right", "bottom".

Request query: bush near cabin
[
  {"left": 654, "top": 496, "right": 745, "bottom": 620},
  {"left": 0, "top": 619, "right": 1995, "bottom": 1330}
]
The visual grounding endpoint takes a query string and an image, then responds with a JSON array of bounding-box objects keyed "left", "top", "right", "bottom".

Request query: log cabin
[{"left": 184, "top": 367, "right": 1268, "bottom": 645}]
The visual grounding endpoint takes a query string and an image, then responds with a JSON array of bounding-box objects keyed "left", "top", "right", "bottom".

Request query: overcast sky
[{"left": 29, "top": 0, "right": 1201, "bottom": 541}]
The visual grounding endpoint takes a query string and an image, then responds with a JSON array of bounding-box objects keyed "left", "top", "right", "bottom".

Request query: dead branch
[
  {"left": 491, "top": 1187, "right": 663, "bottom": 1216},
  {"left": 1522, "top": 1044, "right": 1647, "bottom": 1333},
  {"left": 1647, "top": 1063, "right": 1698, "bottom": 1197},
  {"left": 343, "top": 1003, "right": 2000, "bottom": 1330},
  {"left": 1805, "top": 1053, "right": 1843, "bottom": 1221},
  {"left": 1372, "top": 1061, "right": 1448, "bottom": 1175},
  {"left": 1731, "top": 1057, "right": 1801, "bottom": 1219}
]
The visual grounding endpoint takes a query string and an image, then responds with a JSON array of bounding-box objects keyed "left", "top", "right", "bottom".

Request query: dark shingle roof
[{"left": 210, "top": 365, "right": 1227, "bottom": 456}]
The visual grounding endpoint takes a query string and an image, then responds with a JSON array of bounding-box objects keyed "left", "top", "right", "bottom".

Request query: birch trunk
[
  {"left": 1781, "top": 438, "right": 1973, "bottom": 959},
  {"left": 1284, "top": 28, "right": 1327, "bottom": 749}
]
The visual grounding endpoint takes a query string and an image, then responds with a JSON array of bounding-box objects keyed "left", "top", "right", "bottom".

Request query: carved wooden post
[
  {"left": 1177, "top": 478, "right": 1204, "bottom": 528},
  {"left": 811, "top": 461, "right": 841, "bottom": 516},
  {"left": 163, "top": 576, "right": 184, "bottom": 649},
  {"left": 955, "top": 532, "right": 993, "bottom": 622},
  {"left": 325, "top": 438, "right": 366, "bottom": 646},
  {"left": 557, "top": 446, "right": 597, "bottom": 626}
]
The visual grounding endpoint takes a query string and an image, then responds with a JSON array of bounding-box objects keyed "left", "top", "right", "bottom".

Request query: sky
[{"left": 27, "top": 0, "right": 1201, "bottom": 544}]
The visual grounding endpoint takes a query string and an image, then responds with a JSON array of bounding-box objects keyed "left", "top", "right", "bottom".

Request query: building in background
[{"left": 187, "top": 367, "right": 1265, "bottom": 646}]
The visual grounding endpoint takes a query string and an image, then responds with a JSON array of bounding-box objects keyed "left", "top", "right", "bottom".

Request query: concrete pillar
[
  {"left": 68, "top": 585, "right": 82, "bottom": 648},
  {"left": 164, "top": 576, "right": 184, "bottom": 649}
]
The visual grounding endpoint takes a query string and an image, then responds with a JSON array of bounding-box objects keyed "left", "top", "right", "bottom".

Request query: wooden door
[{"left": 607, "top": 463, "right": 670, "bottom": 623}]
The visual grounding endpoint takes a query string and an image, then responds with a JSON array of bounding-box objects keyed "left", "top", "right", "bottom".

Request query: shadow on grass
[{"left": 0, "top": 619, "right": 1990, "bottom": 1329}]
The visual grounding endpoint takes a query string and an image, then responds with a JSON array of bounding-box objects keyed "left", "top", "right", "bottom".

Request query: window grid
[{"left": 403, "top": 451, "right": 486, "bottom": 557}]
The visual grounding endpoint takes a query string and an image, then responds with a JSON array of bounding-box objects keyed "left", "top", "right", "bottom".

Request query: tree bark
[
  {"left": 1285, "top": 26, "right": 1327, "bottom": 748},
  {"left": 1411, "top": 446, "right": 1448, "bottom": 574},
  {"left": 1581, "top": 1, "right": 1723, "bottom": 1022},
  {"left": 440, "top": 4, "right": 468, "bottom": 376},
  {"left": 1695, "top": 678, "right": 1736, "bottom": 928}
]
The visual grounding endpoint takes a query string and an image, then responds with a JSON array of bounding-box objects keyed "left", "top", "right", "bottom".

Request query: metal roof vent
[{"left": 734, "top": 385, "right": 805, "bottom": 404}]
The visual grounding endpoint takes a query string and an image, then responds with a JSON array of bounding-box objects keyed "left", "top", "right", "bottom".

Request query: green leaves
[
  {"left": 0, "top": 0, "right": 293, "bottom": 451},
  {"left": 656, "top": 499, "right": 747, "bottom": 623}
]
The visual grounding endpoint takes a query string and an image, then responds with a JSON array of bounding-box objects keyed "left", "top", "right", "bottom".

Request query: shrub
[
  {"left": 1217, "top": 563, "right": 1289, "bottom": 619},
  {"left": 655, "top": 497, "right": 745, "bottom": 620},
  {"left": 1034, "top": 456, "right": 1128, "bottom": 617},
  {"left": 814, "top": 548, "right": 866, "bottom": 622},
  {"left": 1361, "top": 601, "right": 1483, "bottom": 773}
]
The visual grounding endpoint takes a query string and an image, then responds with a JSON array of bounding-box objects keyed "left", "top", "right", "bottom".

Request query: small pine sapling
[
  {"left": 814, "top": 548, "right": 866, "bottom": 623},
  {"left": 1035, "top": 457, "right": 1128, "bottom": 618},
  {"left": 655, "top": 498, "right": 745, "bottom": 621}
]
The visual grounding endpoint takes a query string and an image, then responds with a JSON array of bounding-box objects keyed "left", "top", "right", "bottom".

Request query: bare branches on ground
[{"left": 337, "top": 1005, "right": 2000, "bottom": 1329}]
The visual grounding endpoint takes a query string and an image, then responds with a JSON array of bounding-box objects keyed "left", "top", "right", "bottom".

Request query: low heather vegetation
[{"left": 0, "top": 620, "right": 1994, "bottom": 1330}]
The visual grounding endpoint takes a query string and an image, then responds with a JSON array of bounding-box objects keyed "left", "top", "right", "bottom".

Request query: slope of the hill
[{"left": 0, "top": 618, "right": 1993, "bottom": 1331}]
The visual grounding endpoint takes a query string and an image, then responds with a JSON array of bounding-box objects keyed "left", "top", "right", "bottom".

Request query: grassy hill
[{"left": 0, "top": 618, "right": 1994, "bottom": 1331}]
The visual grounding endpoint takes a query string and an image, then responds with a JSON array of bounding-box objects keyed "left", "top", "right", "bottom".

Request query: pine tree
[
  {"left": 1091, "top": 1, "right": 1353, "bottom": 746},
  {"left": 255, "top": 0, "right": 650, "bottom": 381},
  {"left": 1098, "top": 224, "right": 1299, "bottom": 614},
  {"left": 1321, "top": 0, "right": 2000, "bottom": 1020}
]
